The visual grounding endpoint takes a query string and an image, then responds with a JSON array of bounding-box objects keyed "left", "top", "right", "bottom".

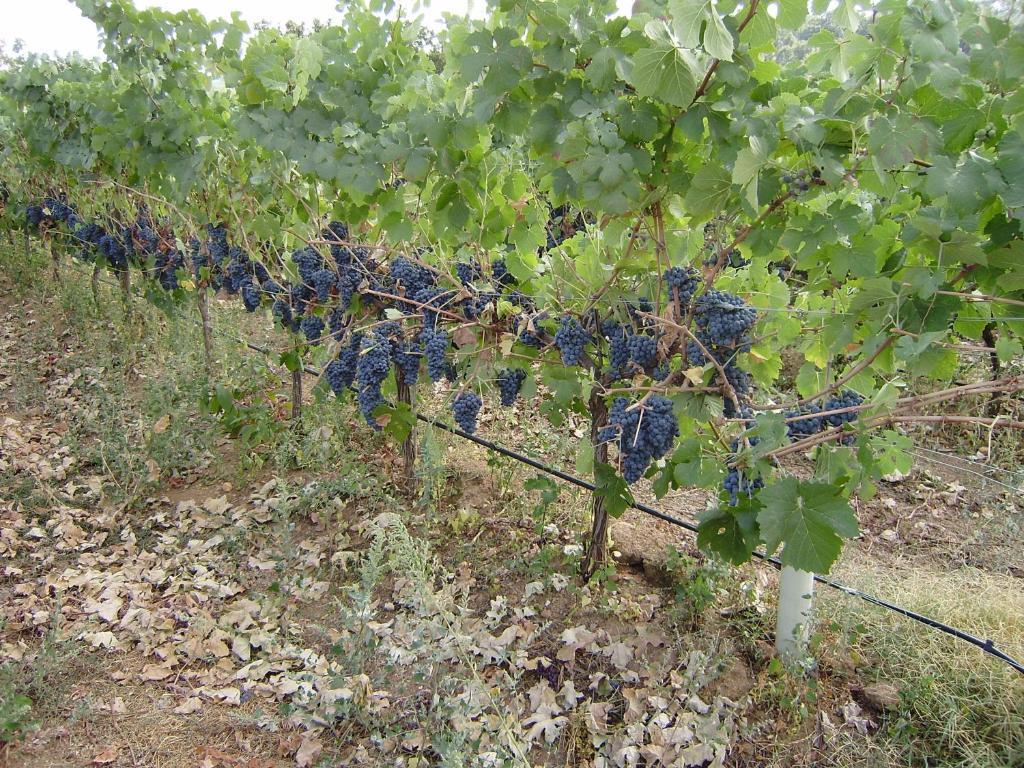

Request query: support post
[{"left": 776, "top": 566, "right": 815, "bottom": 661}]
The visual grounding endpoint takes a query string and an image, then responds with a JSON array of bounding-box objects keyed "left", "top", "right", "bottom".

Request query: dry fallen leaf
[
  {"left": 295, "top": 733, "right": 323, "bottom": 767},
  {"left": 92, "top": 745, "right": 119, "bottom": 765},
  {"left": 139, "top": 663, "right": 175, "bottom": 681},
  {"left": 174, "top": 697, "right": 203, "bottom": 715}
]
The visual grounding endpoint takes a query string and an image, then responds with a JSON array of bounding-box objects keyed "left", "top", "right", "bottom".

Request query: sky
[{"left": 0, "top": 0, "right": 489, "bottom": 59}]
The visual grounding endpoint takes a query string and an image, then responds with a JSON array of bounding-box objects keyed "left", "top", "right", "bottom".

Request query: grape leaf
[
  {"left": 757, "top": 479, "right": 859, "bottom": 573},
  {"left": 697, "top": 502, "right": 760, "bottom": 565},
  {"left": 628, "top": 45, "right": 697, "bottom": 108},
  {"left": 702, "top": 10, "right": 734, "bottom": 61}
]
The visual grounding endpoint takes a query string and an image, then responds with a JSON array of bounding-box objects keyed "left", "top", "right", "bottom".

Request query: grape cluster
[
  {"left": 390, "top": 256, "right": 435, "bottom": 296},
  {"left": 781, "top": 168, "right": 819, "bottom": 195},
  {"left": 98, "top": 232, "right": 129, "bottom": 271},
  {"left": 664, "top": 266, "right": 700, "bottom": 308},
  {"left": 43, "top": 195, "right": 74, "bottom": 223},
  {"left": 452, "top": 391, "right": 483, "bottom": 434},
  {"left": 722, "top": 437, "right": 763, "bottom": 506},
  {"left": 307, "top": 268, "right": 333, "bottom": 302},
  {"left": 555, "top": 315, "right": 590, "bottom": 366},
  {"left": 206, "top": 224, "right": 229, "bottom": 268},
  {"left": 323, "top": 220, "right": 349, "bottom": 260},
  {"left": 824, "top": 390, "right": 864, "bottom": 427},
  {"left": 492, "top": 258, "right": 516, "bottom": 288},
  {"left": 300, "top": 315, "right": 326, "bottom": 343},
  {"left": 694, "top": 290, "right": 757, "bottom": 347},
  {"left": 599, "top": 396, "right": 679, "bottom": 483},
  {"left": 394, "top": 340, "right": 422, "bottom": 387},
  {"left": 542, "top": 205, "right": 587, "bottom": 252},
  {"left": 703, "top": 248, "right": 746, "bottom": 269},
  {"left": 421, "top": 327, "right": 449, "bottom": 382},
  {"left": 625, "top": 298, "right": 654, "bottom": 328},
  {"left": 507, "top": 290, "right": 535, "bottom": 311},
  {"left": 355, "top": 331, "right": 392, "bottom": 428},
  {"left": 601, "top": 320, "right": 629, "bottom": 379},
  {"left": 292, "top": 248, "right": 326, "bottom": 290},
  {"left": 456, "top": 259, "right": 481, "bottom": 286},
  {"left": 70, "top": 221, "right": 105, "bottom": 259},
  {"left": 154, "top": 249, "right": 185, "bottom": 291},
  {"left": 627, "top": 333, "right": 657, "bottom": 370},
  {"left": 26, "top": 204, "right": 44, "bottom": 228},
  {"left": 515, "top": 314, "right": 544, "bottom": 348},
  {"left": 324, "top": 332, "right": 363, "bottom": 396},
  {"left": 413, "top": 286, "right": 454, "bottom": 329},
  {"left": 272, "top": 299, "right": 292, "bottom": 326},
  {"left": 241, "top": 282, "right": 261, "bottom": 312},
  {"left": 461, "top": 291, "right": 495, "bottom": 320},
  {"left": 496, "top": 368, "right": 526, "bottom": 406},
  {"left": 785, "top": 390, "right": 864, "bottom": 441},
  {"left": 224, "top": 247, "right": 251, "bottom": 294}
]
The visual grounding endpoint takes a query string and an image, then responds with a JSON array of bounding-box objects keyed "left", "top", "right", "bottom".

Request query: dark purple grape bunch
[
  {"left": 694, "top": 290, "right": 757, "bottom": 348},
  {"left": 722, "top": 436, "right": 763, "bottom": 506},
  {"left": 325, "top": 332, "right": 363, "bottom": 396},
  {"left": 390, "top": 256, "right": 435, "bottom": 298},
  {"left": 496, "top": 369, "right": 526, "bottom": 407},
  {"left": 492, "top": 257, "right": 517, "bottom": 288},
  {"left": 664, "top": 266, "right": 700, "bottom": 309},
  {"left": 456, "top": 259, "right": 481, "bottom": 286},
  {"left": 554, "top": 315, "right": 590, "bottom": 366},
  {"left": 420, "top": 326, "right": 449, "bottom": 382},
  {"left": 601, "top": 320, "right": 629, "bottom": 380},
  {"left": 786, "top": 390, "right": 864, "bottom": 442},
  {"left": 599, "top": 396, "right": 679, "bottom": 483},
  {"left": 355, "top": 330, "right": 394, "bottom": 428},
  {"left": 393, "top": 339, "right": 422, "bottom": 387},
  {"left": 452, "top": 391, "right": 483, "bottom": 434},
  {"left": 515, "top": 313, "right": 545, "bottom": 348},
  {"left": 300, "top": 315, "right": 325, "bottom": 343}
]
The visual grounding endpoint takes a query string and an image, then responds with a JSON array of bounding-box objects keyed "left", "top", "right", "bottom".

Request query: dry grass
[{"left": 817, "top": 554, "right": 1024, "bottom": 768}]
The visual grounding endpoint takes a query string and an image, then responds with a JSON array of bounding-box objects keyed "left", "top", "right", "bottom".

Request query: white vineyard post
[{"left": 776, "top": 566, "right": 815, "bottom": 661}]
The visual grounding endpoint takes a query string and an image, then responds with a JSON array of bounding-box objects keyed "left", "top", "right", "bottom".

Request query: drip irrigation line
[{"left": 74, "top": 257, "right": 1024, "bottom": 676}]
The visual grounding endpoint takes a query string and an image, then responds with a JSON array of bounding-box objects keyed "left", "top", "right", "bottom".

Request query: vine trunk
[
  {"left": 397, "top": 375, "right": 416, "bottom": 489},
  {"left": 581, "top": 391, "right": 611, "bottom": 579},
  {"left": 196, "top": 289, "right": 214, "bottom": 376},
  {"left": 291, "top": 368, "right": 302, "bottom": 421}
]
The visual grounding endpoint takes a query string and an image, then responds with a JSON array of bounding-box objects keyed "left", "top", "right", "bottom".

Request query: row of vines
[{"left": 1, "top": 0, "right": 1023, "bottom": 582}]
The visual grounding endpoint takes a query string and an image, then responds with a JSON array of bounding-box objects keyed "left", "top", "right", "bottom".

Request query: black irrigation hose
[{"left": 81, "top": 260, "right": 1024, "bottom": 677}]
